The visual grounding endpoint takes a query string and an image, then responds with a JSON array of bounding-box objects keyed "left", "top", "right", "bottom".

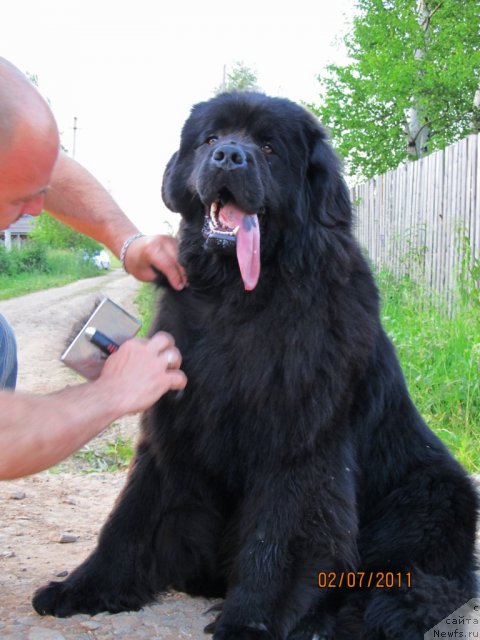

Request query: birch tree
[{"left": 309, "top": 0, "right": 480, "bottom": 180}]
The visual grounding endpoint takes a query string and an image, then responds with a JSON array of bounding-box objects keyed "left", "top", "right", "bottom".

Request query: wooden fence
[{"left": 350, "top": 134, "right": 480, "bottom": 301}]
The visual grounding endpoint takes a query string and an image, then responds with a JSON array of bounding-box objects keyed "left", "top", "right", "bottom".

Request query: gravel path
[
  {"left": 0, "top": 272, "right": 216, "bottom": 639},
  {"left": 0, "top": 474, "right": 215, "bottom": 640}
]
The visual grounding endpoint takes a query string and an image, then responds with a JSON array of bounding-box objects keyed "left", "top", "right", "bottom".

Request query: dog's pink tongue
[{"left": 219, "top": 206, "right": 260, "bottom": 291}]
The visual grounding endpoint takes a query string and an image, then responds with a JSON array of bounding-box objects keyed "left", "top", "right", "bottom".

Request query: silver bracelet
[{"left": 119, "top": 233, "right": 145, "bottom": 272}]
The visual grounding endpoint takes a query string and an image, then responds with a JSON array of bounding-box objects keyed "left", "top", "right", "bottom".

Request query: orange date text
[{"left": 317, "top": 571, "right": 412, "bottom": 589}]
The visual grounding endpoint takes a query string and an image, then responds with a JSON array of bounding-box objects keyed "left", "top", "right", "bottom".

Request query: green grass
[
  {"left": 0, "top": 248, "right": 105, "bottom": 300},
  {"left": 71, "top": 435, "right": 135, "bottom": 472},
  {"left": 0, "top": 271, "right": 96, "bottom": 299},
  {"left": 378, "top": 271, "right": 480, "bottom": 472},
  {"left": 50, "top": 435, "right": 135, "bottom": 474},
  {"left": 135, "top": 282, "right": 161, "bottom": 336}
]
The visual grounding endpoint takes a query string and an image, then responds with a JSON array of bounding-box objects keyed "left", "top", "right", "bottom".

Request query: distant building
[{"left": 0, "top": 215, "right": 35, "bottom": 250}]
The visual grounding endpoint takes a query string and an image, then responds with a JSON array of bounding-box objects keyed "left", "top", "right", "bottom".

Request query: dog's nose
[{"left": 211, "top": 144, "right": 247, "bottom": 171}]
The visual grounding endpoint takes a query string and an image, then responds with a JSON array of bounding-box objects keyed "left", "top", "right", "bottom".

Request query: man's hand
[
  {"left": 99, "top": 332, "right": 187, "bottom": 415},
  {"left": 123, "top": 235, "right": 187, "bottom": 289}
]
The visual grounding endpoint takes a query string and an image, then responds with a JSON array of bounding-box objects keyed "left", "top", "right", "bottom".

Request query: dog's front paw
[
  {"left": 204, "top": 599, "right": 274, "bottom": 639},
  {"left": 32, "top": 577, "right": 142, "bottom": 618},
  {"left": 33, "top": 580, "right": 94, "bottom": 618}
]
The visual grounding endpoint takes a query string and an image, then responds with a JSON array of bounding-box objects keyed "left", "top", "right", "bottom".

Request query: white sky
[{"left": 2, "top": 0, "right": 354, "bottom": 234}]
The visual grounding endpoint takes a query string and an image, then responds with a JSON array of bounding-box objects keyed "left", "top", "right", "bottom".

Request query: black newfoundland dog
[{"left": 33, "top": 93, "right": 478, "bottom": 639}]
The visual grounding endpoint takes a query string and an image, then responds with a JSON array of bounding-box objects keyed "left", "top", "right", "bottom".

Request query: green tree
[
  {"left": 30, "top": 213, "right": 102, "bottom": 256},
  {"left": 214, "top": 61, "right": 259, "bottom": 94},
  {"left": 309, "top": 0, "right": 480, "bottom": 180}
]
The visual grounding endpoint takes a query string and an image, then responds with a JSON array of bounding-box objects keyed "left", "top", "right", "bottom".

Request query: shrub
[
  {"left": 12, "top": 243, "right": 50, "bottom": 273},
  {"left": 0, "top": 243, "right": 50, "bottom": 275},
  {"left": 30, "top": 213, "right": 102, "bottom": 256}
]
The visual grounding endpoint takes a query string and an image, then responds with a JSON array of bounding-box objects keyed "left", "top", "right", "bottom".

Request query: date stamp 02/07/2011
[{"left": 318, "top": 571, "right": 412, "bottom": 590}]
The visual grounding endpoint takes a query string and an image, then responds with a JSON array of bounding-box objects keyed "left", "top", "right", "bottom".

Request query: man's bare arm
[
  {"left": 0, "top": 332, "right": 186, "bottom": 480},
  {"left": 44, "top": 154, "right": 186, "bottom": 288}
]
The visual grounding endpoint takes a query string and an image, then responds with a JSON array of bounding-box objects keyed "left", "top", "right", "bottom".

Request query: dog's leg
[
  {"left": 32, "top": 442, "right": 225, "bottom": 617},
  {"left": 211, "top": 462, "right": 358, "bottom": 640},
  {"left": 353, "top": 467, "right": 478, "bottom": 638}
]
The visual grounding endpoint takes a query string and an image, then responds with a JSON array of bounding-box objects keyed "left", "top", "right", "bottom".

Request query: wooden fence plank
[{"left": 351, "top": 134, "right": 480, "bottom": 304}]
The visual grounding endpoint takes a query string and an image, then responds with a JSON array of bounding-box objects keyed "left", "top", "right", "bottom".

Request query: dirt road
[
  {"left": 0, "top": 269, "right": 141, "bottom": 395},
  {"left": 0, "top": 272, "right": 214, "bottom": 639}
]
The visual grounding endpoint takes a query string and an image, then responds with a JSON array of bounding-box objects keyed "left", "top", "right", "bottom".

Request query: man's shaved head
[
  {"left": 0, "top": 58, "right": 60, "bottom": 226},
  {"left": 0, "top": 57, "right": 59, "bottom": 158}
]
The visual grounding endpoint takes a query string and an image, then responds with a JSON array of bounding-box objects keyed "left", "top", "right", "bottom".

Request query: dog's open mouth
[{"left": 203, "top": 192, "right": 261, "bottom": 291}]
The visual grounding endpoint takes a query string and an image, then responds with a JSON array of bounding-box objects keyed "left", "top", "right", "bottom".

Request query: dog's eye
[
  {"left": 205, "top": 135, "right": 218, "bottom": 146},
  {"left": 261, "top": 143, "right": 274, "bottom": 155}
]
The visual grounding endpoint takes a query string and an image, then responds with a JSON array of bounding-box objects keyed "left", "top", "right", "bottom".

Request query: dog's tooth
[
  {"left": 209, "top": 203, "right": 216, "bottom": 225},
  {"left": 232, "top": 225, "right": 240, "bottom": 236}
]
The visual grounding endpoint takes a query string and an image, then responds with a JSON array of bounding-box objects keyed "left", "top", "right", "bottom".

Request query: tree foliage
[
  {"left": 214, "top": 61, "right": 259, "bottom": 94},
  {"left": 30, "top": 213, "right": 102, "bottom": 255},
  {"left": 309, "top": 0, "right": 480, "bottom": 180}
]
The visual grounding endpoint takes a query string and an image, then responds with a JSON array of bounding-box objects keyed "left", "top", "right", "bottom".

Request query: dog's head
[{"left": 162, "top": 92, "right": 351, "bottom": 292}]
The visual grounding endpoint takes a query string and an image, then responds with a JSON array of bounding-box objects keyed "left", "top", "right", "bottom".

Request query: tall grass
[{"left": 378, "top": 271, "right": 480, "bottom": 472}]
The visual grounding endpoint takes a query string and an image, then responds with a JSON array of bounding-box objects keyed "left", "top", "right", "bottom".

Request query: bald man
[
  {"left": 0, "top": 57, "right": 187, "bottom": 283},
  {"left": 0, "top": 57, "right": 187, "bottom": 479}
]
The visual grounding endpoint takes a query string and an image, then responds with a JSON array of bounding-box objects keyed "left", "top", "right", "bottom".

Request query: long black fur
[{"left": 32, "top": 93, "right": 478, "bottom": 639}]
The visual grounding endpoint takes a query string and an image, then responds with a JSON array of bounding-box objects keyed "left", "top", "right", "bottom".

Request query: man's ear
[{"left": 307, "top": 131, "right": 351, "bottom": 229}]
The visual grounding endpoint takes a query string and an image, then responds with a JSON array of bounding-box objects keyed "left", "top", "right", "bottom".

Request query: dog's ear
[
  {"left": 162, "top": 150, "right": 201, "bottom": 221},
  {"left": 307, "top": 129, "right": 352, "bottom": 229},
  {"left": 161, "top": 152, "right": 180, "bottom": 213}
]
